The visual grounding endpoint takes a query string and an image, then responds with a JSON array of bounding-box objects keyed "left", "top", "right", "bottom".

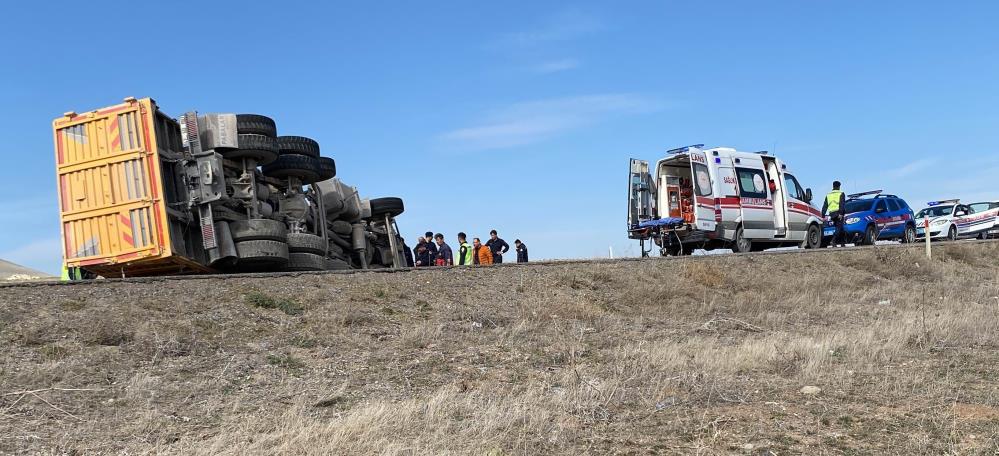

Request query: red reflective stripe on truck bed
[
  {"left": 140, "top": 106, "right": 167, "bottom": 253},
  {"left": 56, "top": 130, "right": 65, "bottom": 164}
]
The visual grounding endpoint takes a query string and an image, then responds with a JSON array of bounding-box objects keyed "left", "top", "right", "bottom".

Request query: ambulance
[
  {"left": 627, "top": 145, "right": 824, "bottom": 255},
  {"left": 914, "top": 199, "right": 999, "bottom": 241}
]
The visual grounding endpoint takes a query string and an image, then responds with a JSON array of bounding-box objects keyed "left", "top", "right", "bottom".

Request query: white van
[{"left": 627, "top": 145, "right": 824, "bottom": 255}]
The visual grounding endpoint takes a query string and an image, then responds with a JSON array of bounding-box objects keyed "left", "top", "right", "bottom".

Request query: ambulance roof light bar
[
  {"left": 847, "top": 190, "right": 883, "bottom": 199},
  {"left": 666, "top": 144, "right": 704, "bottom": 154},
  {"left": 927, "top": 199, "right": 960, "bottom": 206}
]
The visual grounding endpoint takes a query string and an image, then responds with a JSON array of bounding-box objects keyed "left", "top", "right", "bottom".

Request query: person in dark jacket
[
  {"left": 514, "top": 239, "right": 528, "bottom": 263},
  {"left": 433, "top": 233, "right": 453, "bottom": 266},
  {"left": 486, "top": 230, "right": 509, "bottom": 264},
  {"left": 414, "top": 240, "right": 431, "bottom": 267},
  {"left": 424, "top": 231, "right": 438, "bottom": 264}
]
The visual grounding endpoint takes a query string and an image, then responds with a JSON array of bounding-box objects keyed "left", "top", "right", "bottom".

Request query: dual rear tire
[{"left": 229, "top": 219, "right": 290, "bottom": 270}]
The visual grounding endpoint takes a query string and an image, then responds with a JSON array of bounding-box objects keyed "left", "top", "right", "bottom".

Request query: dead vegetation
[{"left": 1, "top": 243, "right": 999, "bottom": 454}]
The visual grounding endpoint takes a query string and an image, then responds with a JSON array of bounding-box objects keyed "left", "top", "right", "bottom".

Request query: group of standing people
[{"left": 412, "top": 230, "right": 528, "bottom": 267}]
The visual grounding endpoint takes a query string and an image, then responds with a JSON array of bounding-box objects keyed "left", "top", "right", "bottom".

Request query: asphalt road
[{"left": 3, "top": 238, "right": 994, "bottom": 289}]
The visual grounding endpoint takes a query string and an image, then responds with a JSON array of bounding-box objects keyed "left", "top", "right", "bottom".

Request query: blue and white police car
[
  {"left": 968, "top": 200, "right": 999, "bottom": 239},
  {"left": 914, "top": 199, "right": 999, "bottom": 241}
]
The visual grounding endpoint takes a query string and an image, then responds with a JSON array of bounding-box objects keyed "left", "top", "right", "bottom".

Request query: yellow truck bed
[{"left": 54, "top": 98, "right": 211, "bottom": 277}]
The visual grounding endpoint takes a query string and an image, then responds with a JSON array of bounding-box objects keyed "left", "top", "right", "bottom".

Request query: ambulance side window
[
  {"left": 783, "top": 174, "right": 804, "bottom": 200},
  {"left": 692, "top": 163, "right": 712, "bottom": 197},
  {"left": 735, "top": 167, "right": 767, "bottom": 199}
]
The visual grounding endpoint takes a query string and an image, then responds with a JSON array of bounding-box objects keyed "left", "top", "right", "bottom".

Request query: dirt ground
[{"left": 2, "top": 243, "right": 999, "bottom": 455}]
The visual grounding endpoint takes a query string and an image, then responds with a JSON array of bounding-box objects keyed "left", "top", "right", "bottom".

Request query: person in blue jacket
[{"left": 433, "top": 233, "right": 453, "bottom": 266}]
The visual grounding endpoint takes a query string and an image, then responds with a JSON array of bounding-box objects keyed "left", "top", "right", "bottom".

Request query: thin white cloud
[
  {"left": 849, "top": 153, "right": 999, "bottom": 209},
  {"left": 886, "top": 157, "right": 937, "bottom": 178},
  {"left": 438, "top": 94, "right": 662, "bottom": 151},
  {"left": 531, "top": 59, "right": 580, "bottom": 74},
  {"left": 496, "top": 9, "right": 604, "bottom": 48}
]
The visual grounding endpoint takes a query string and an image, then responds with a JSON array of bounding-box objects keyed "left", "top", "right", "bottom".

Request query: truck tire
[
  {"left": 330, "top": 220, "right": 352, "bottom": 236},
  {"left": 325, "top": 258, "right": 352, "bottom": 270},
  {"left": 262, "top": 154, "right": 321, "bottom": 183},
  {"left": 220, "top": 134, "right": 279, "bottom": 165},
  {"left": 277, "top": 136, "right": 320, "bottom": 158},
  {"left": 369, "top": 197, "right": 404, "bottom": 218},
  {"left": 802, "top": 223, "right": 821, "bottom": 249},
  {"left": 230, "top": 219, "right": 287, "bottom": 242},
  {"left": 286, "top": 252, "right": 325, "bottom": 271},
  {"left": 236, "top": 114, "right": 277, "bottom": 137},
  {"left": 287, "top": 233, "right": 326, "bottom": 255},
  {"left": 732, "top": 226, "right": 752, "bottom": 253},
  {"left": 327, "top": 241, "right": 344, "bottom": 256},
  {"left": 316, "top": 157, "right": 336, "bottom": 181},
  {"left": 235, "top": 240, "right": 289, "bottom": 268}
]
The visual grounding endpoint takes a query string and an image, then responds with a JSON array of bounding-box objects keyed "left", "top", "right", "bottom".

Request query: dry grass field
[{"left": 2, "top": 243, "right": 999, "bottom": 455}]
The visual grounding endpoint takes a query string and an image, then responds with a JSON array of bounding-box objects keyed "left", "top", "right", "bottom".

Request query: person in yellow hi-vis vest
[
  {"left": 822, "top": 181, "right": 848, "bottom": 247},
  {"left": 455, "top": 232, "right": 474, "bottom": 266}
]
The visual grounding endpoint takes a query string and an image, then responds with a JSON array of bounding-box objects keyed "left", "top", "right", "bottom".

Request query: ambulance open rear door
[
  {"left": 689, "top": 152, "right": 717, "bottom": 233},
  {"left": 627, "top": 158, "right": 655, "bottom": 239}
]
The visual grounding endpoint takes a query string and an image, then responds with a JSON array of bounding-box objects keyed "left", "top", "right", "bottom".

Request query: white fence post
[{"left": 924, "top": 218, "right": 931, "bottom": 259}]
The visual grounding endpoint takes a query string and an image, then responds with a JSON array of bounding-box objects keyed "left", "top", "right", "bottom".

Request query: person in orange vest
[{"left": 473, "top": 237, "right": 493, "bottom": 265}]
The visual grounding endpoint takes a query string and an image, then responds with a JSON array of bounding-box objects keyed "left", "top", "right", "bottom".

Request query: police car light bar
[
  {"left": 667, "top": 144, "right": 704, "bottom": 154},
  {"left": 847, "top": 190, "right": 883, "bottom": 199},
  {"left": 927, "top": 199, "right": 959, "bottom": 206}
]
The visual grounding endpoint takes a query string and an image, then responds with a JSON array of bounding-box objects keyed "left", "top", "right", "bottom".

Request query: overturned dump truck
[{"left": 54, "top": 97, "right": 409, "bottom": 278}]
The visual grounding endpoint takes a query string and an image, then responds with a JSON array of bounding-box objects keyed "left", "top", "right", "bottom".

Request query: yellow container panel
[{"left": 54, "top": 99, "right": 174, "bottom": 271}]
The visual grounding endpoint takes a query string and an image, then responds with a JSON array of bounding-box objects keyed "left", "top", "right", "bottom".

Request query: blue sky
[{"left": 1, "top": 1, "right": 997, "bottom": 274}]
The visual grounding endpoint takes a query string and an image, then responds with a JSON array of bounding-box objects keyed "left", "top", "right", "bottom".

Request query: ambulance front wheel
[{"left": 802, "top": 224, "right": 821, "bottom": 250}]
